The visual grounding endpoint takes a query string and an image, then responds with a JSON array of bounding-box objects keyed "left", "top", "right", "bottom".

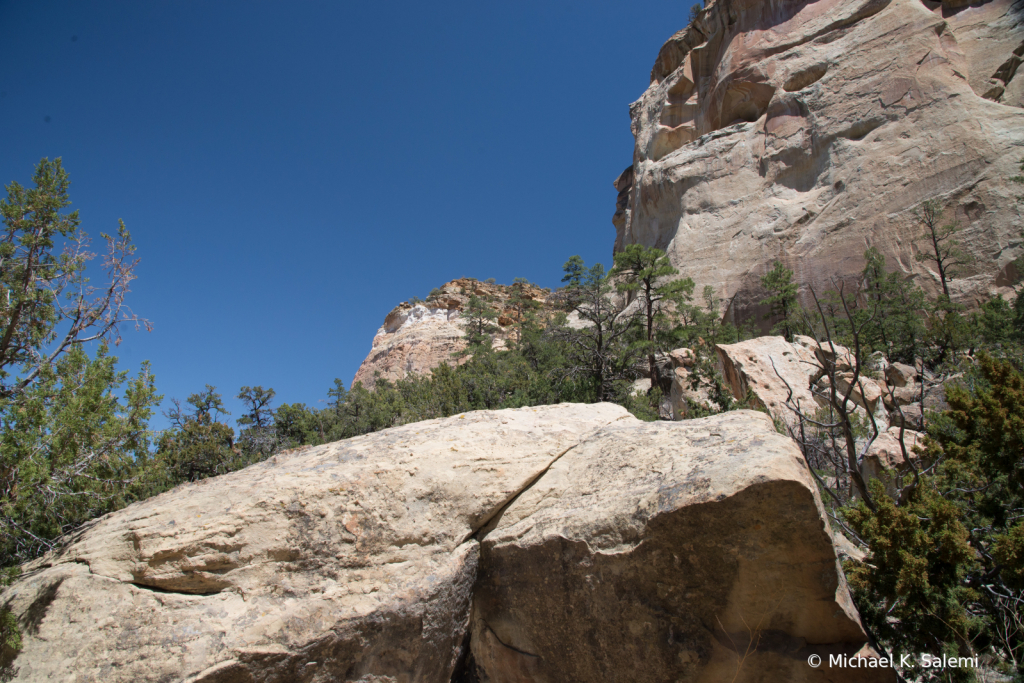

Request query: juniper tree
[
  {"left": 0, "top": 159, "right": 159, "bottom": 567},
  {"left": 155, "top": 386, "right": 237, "bottom": 485}
]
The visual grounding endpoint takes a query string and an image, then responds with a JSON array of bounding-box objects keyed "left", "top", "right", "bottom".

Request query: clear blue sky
[{"left": 0, "top": 1, "right": 694, "bottom": 429}]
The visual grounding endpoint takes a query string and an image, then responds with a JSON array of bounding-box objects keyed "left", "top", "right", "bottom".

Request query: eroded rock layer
[{"left": 615, "top": 0, "right": 1024, "bottom": 319}]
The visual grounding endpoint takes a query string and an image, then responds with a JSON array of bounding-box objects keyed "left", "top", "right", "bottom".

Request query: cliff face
[
  {"left": 352, "top": 278, "right": 550, "bottom": 389},
  {"left": 615, "top": 0, "right": 1024, "bottom": 319}
]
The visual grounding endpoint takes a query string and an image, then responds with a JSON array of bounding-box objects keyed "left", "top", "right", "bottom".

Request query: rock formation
[
  {"left": 353, "top": 279, "right": 550, "bottom": 389},
  {"left": 1, "top": 404, "right": 890, "bottom": 683},
  {"left": 614, "top": 0, "right": 1024, "bottom": 321}
]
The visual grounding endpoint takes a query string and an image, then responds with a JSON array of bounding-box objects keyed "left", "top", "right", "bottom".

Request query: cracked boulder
[
  {"left": 0, "top": 403, "right": 629, "bottom": 683},
  {"left": 469, "top": 410, "right": 890, "bottom": 683}
]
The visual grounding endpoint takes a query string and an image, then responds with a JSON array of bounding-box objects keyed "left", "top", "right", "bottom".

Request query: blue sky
[{"left": 0, "top": 1, "right": 694, "bottom": 429}]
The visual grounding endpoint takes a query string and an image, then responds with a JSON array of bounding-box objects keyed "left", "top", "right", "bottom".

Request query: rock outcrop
[
  {"left": 353, "top": 279, "right": 550, "bottom": 389},
  {"left": 716, "top": 335, "right": 821, "bottom": 424},
  {"left": 614, "top": 0, "right": 1024, "bottom": 320},
  {"left": 1, "top": 405, "right": 890, "bottom": 683},
  {"left": 2, "top": 403, "right": 626, "bottom": 683},
  {"left": 470, "top": 410, "right": 883, "bottom": 683}
]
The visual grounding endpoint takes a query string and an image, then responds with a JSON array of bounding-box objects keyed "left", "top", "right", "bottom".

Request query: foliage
[
  {"left": 858, "top": 247, "right": 927, "bottom": 364},
  {"left": 844, "top": 354, "right": 1024, "bottom": 679},
  {"left": 236, "top": 385, "right": 278, "bottom": 460},
  {"left": 0, "top": 158, "right": 149, "bottom": 401},
  {"left": 150, "top": 386, "right": 239, "bottom": 486},
  {"left": 760, "top": 261, "right": 799, "bottom": 340},
  {"left": 0, "top": 160, "right": 159, "bottom": 570},
  {"left": 462, "top": 294, "right": 499, "bottom": 350},
  {"left": 610, "top": 244, "right": 695, "bottom": 386},
  {"left": 553, "top": 256, "right": 642, "bottom": 402}
]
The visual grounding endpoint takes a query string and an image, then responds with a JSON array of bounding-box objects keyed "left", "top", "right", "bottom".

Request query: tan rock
[
  {"left": 884, "top": 362, "right": 918, "bottom": 388},
  {"left": 471, "top": 411, "right": 889, "bottom": 683},
  {"left": 889, "top": 402, "right": 924, "bottom": 431},
  {"left": 2, "top": 403, "right": 630, "bottom": 683},
  {"left": 716, "top": 336, "right": 819, "bottom": 425},
  {"left": 861, "top": 427, "right": 926, "bottom": 497},
  {"left": 615, "top": 0, "right": 1024, "bottom": 319},
  {"left": 882, "top": 383, "right": 920, "bottom": 410},
  {"left": 352, "top": 279, "right": 551, "bottom": 389},
  {"left": 835, "top": 373, "right": 884, "bottom": 413},
  {"left": 668, "top": 346, "right": 696, "bottom": 368}
]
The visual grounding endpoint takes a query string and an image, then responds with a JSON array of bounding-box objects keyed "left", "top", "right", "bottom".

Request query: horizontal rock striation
[
  {"left": 1, "top": 405, "right": 890, "bottom": 683},
  {"left": 615, "top": 0, "right": 1024, "bottom": 321}
]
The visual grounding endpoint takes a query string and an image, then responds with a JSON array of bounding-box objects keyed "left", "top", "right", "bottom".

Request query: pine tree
[
  {"left": 554, "top": 256, "right": 641, "bottom": 402},
  {"left": 760, "top": 261, "right": 799, "bottom": 340},
  {"left": 610, "top": 244, "right": 694, "bottom": 385}
]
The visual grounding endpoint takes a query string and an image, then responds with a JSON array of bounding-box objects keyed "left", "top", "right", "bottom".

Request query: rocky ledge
[{"left": 2, "top": 404, "right": 890, "bottom": 683}]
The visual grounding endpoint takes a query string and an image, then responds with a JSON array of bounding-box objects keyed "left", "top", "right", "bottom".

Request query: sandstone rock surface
[
  {"left": 470, "top": 410, "right": 887, "bottom": 683},
  {"left": 1, "top": 404, "right": 889, "bottom": 683},
  {"left": 717, "top": 336, "right": 820, "bottom": 424},
  {"left": 353, "top": 279, "right": 550, "bottom": 389},
  {"left": 614, "top": 0, "right": 1024, "bottom": 320},
  {"left": 2, "top": 403, "right": 627, "bottom": 683},
  {"left": 862, "top": 426, "right": 926, "bottom": 496}
]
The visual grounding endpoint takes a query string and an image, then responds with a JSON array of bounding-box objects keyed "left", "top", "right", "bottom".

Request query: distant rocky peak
[{"left": 353, "top": 278, "right": 551, "bottom": 389}]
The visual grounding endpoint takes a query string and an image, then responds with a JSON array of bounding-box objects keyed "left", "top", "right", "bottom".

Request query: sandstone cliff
[
  {"left": 614, "top": 0, "right": 1024, "bottom": 320},
  {"left": 352, "top": 278, "right": 550, "bottom": 389},
  {"left": 1, "top": 405, "right": 890, "bottom": 683}
]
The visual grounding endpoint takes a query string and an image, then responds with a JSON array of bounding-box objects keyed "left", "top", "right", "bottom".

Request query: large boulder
[
  {"left": 614, "top": 0, "right": 1024, "bottom": 319},
  {"left": 470, "top": 410, "right": 889, "bottom": 683},
  {"left": 1, "top": 403, "right": 628, "bottom": 683},
  {"left": 1, "top": 404, "right": 888, "bottom": 683}
]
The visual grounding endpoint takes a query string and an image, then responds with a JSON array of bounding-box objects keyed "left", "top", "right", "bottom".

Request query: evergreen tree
[
  {"left": 154, "top": 386, "right": 237, "bottom": 485},
  {"left": 0, "top": 159, "right": 159, "bottom": 567},
  {"left": 760, "top": 261, "right": 799, "bottom": 340},
  {"left": 237, "top": 385, "right": 277, "bottom": 459},
  {"left": 610, "top": 244, "right": 694, "bottom": 385},
  {"left": 554, "top": 256, "right": 641, "bottom": 402},
  {"left": 462, "top": 294, "right": 499, "bottom": 350},
  {"left": 859, "top": 247, "right": 926, "bottom": 363}
]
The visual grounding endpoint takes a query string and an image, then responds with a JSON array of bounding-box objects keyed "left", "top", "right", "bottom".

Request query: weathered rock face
[
  {"left": 470, "top": 410, "right": 884, "bottom": 683},
  {"left": 716, "top": 335, "right": 821, "bottom": 424},
  {"left": 862, "top": 426, "right": 926, "bottom": 496},
  {"left": 1, "top": 406, "right": 889, "bottom": 683},
  {"left": 615, "top": 0, "right": 1024, "bottom": 320},
  {"left": 353, "top": 279, "right": 550, "bottom": 389},
  {"left": 2, "top": 403, "right": 627, "bottom": 683}
]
